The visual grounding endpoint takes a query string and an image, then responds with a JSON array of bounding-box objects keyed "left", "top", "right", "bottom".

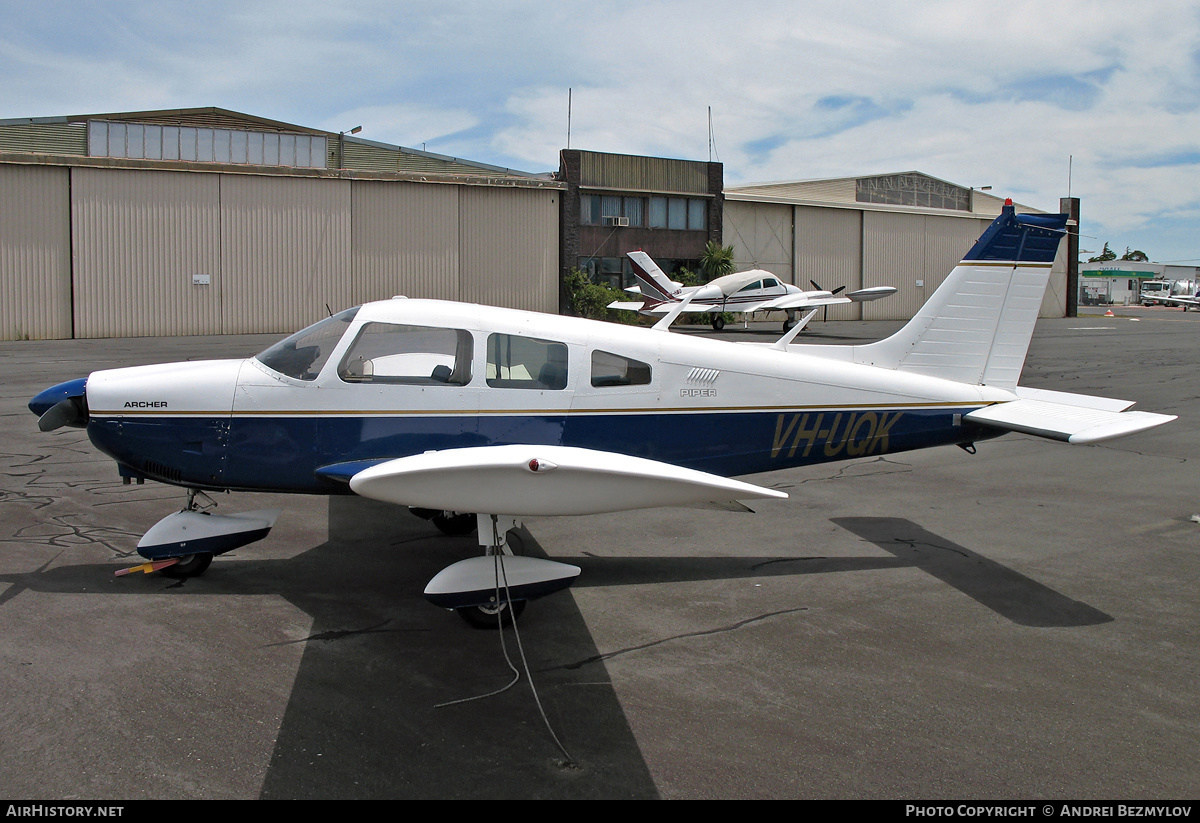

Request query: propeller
[
  {"left": 810, "top": 279, "right": 846, "bottom": 296},
  {"left": 30, "top": 377, "right": 89, "bottom": 432},
  {"left": 37, "top": 396, "right": 87, "bottom": 432}
]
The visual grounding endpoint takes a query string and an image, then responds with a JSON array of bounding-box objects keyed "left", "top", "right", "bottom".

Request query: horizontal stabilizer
[
  {"left": 965, "top": 399, "right": 1175, "bottom": 444},
  {"left": 607, "top": 301, "right": 650, "bottom": 313},
  {"left": 348, "top": 444, "right": 787, "bottom": 516},
  {"left": 1012, "top": 386, "right": 1135, "bottom": 413}
]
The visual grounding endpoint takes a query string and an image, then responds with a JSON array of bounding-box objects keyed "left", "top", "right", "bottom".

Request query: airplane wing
[
  {"left": 964, "top": 387, "right": 1176, "bottom": 444},
  {"left": 755, "top": 286, "right": 897, "bottom": 313},
  {"left": 606, "top": 301, "right": 721, "bottom": 315},
  {"left": 334, "top": 444, "right": 788, "bottom": 516},
  {"left": 1163, "top": 295, "right": 1200, "bottom": 308},
  {"left": 759, "top": 293, "right": 852, "bottom": 311}
]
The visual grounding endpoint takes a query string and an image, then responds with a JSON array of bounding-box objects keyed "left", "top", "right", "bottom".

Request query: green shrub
[{"left": 563, "top": 269, "right": 640, "bottom": 324}]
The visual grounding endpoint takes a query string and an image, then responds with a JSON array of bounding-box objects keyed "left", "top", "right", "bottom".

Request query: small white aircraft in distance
[
  {"left": 607, "top": 250, "right": 898, "bottom": 331},
  {"left": 29, "top": 201, "right": 1175, "bottom": 627},
  {"left": 1162, "top": 289, "right": 1200, "bottom": 311}
]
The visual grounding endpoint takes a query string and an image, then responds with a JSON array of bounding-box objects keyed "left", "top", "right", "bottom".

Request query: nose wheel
[{"left": 159, "top": 553, "right": 214, "bottom": 579}]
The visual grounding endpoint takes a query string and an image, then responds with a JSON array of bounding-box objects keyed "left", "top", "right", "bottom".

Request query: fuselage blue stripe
[{"left": 87, "top": 407, "right": 996, "bottom": 493}]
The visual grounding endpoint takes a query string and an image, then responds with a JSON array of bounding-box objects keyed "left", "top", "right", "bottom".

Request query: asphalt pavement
[{"left": 0, "top": 305, "right": 1196, "bottom": 799}]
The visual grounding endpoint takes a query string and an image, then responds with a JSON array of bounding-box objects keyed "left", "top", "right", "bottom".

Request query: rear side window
[
  {"left": 338, "top": 323, "right": 473, "bottom": 385},
  {"left": 591, "top": 350, "right": 652, "bottom": 387},
  {"left": 486, "top": 333, "right": 568, "bottom": 390}
]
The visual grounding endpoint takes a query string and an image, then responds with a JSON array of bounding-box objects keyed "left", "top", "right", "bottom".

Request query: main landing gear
[
  {"left": 421, "top": 513, "right": 580, "bottom": 629},
  {"left": 409, "top": 507, "right": 478, "bottom": 536}
]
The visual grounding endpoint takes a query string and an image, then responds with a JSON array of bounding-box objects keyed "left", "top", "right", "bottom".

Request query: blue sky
[{"left": 3, "top": 0, "right": 1199, "bottom": 263}]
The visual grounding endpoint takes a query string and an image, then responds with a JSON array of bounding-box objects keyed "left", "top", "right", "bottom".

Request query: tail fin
[
  {"left": 627, "top": 251, "right": 682, "bottom": 305},
  {"left": 845, "top": 203, "right": 1067, "bottom": 389}
]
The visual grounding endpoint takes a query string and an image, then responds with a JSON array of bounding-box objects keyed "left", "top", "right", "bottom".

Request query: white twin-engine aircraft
[
  {"left": 608, "top": 249, "right": 898, "bottom": 331},
  {"left": 29, "top": 203, "right": 1174, "bottom": 627}
]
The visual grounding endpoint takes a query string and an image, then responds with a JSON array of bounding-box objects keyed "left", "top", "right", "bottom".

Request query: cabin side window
[
  {"left": 590, "top": 350, "right": 652, "bottom": 387},
  {"left": 338, "top": 323, "right": 473, "bottom": 385},
  {"left": 486, "top": 333, "right": 568, "bottom": 390}
]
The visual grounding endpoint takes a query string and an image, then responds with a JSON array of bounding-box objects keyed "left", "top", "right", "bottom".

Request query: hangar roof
[
  {"left": 726, "top": 171, "right": 1041, "bottom": 218},
  {"left": 0, "top": 106, "right": 553, "bottom": 184}
]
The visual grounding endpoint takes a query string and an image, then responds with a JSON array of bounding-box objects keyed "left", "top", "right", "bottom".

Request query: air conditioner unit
[{"left": 604, "top": 216, "right": 629, "bottom": 227}]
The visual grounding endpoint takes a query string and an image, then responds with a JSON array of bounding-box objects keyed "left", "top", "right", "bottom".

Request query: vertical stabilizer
[
  {"left": 627, "top": 251, "right": 682, "bottom": 304},
  {"left": 845, "top": 204, "right": 1067, "bottom": 388}
]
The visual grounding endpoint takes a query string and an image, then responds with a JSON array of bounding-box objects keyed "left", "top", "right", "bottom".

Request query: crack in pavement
[{"left": 558, "top": 606, "right": 810, "bottom": 671}]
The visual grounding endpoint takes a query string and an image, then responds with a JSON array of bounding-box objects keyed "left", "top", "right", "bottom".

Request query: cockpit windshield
[{"left": 255, "top": 307, "right": 360, "bottom": 380}]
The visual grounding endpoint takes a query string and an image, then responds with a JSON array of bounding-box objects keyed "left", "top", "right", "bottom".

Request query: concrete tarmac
[{"left": 0, "top": 306, "right": 1196, "bottom": 799}]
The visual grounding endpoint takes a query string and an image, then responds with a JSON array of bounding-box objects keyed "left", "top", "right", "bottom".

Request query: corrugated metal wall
[
  {"left": 724, "top": 200, "right": 792, "bottom": 280},
  {"left": 795, "top": 206, "right": 863, "bottom": 320},
  {"left": 72, "top": 167, "right": 223, "bottom": 337},
  {"left": 458, "top": 186, "right": 559, "bottom": 312},
  {"left": 727, "top": 199, "right": 1066, "bottom": 323},
  {"left": 0, "top": 161, "right": 559, "bottom": 339},
  {"left": 0, "top": 123, "right": 88, "bottom": 156},
  {"left": 220, "top": 175, "right": 353, "bottom": 334},
  {"left": 351, "top": 180, "right": 460, "bottom": 302},
  {"left": 578, "top": 151, "right": 709, "bottom": 194},
  {"left": 0, "top": 164, "right": 72, "bottom": 339},
  {"left": 862, "top": 211, "right": 931, "bottom": 320}
]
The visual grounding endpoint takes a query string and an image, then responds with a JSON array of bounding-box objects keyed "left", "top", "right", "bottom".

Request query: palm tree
[{"left": 699, "top": 240, "right": 736, "bottom": 281}]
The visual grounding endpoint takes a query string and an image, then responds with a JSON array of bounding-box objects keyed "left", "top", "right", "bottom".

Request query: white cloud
[
  {"left": 1, "top": 0, "right": 1198, "bottom": 259},
  {"left": 320, "top": 104, "right": 479, "bottom": 150}
]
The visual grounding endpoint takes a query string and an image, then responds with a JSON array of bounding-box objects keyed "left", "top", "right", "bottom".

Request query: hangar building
[
  {"left": 0, "top": 108, "right": 1069, "bottom": 340},
  {"left": 724, "top": 173, "right": 1067, "bottom": 321},
  {"left": 557, "top": 148, "right": 723, "bottom": 296},
  {"left": 0, "top": 107, "right": 563, "bottom": 340}
]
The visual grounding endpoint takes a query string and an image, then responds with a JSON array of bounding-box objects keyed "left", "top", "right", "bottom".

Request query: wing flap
[
  {"left": 965, "top": 399, "right": 1175, "bottom": 444},
  {"left": 347, "top": 444, "right": 788, "bottom": 516}
]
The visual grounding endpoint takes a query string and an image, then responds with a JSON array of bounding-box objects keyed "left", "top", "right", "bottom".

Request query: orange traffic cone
[{"left": 1104, "top": 309, "right": 1115, "bottom": 316}]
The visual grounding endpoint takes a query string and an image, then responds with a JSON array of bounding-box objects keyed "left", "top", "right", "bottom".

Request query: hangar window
[
  {"left": 338, "top": 323, "right": 473, "bottom": 385},
  {"left": 487, "top": 334, "right": 568, "bottom": 390},
  {"left": 855, "top": 173, "right": 970, "bottom": 211},
  {"left": 256, "top": 307, "right": 359, "bottom": 381},
  {"left": 591, "top": 350, "right": 652, "bottom": 387},
  {"left": 580, "top": 194, "right": 646, "bottom": 227},
  {"left": 649, "top": 197, "right": 667, "bottom": 228}
]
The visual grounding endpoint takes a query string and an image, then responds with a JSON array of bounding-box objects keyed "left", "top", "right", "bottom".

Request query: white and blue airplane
[
  {"left": 28, "top": 202, "right": 1175, "bottom": 626},
  {"left": 608, "top": 250, "right": 898, "bottom": 331}
]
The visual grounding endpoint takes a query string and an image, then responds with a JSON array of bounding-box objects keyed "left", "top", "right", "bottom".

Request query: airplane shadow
[
  {"left": 831, "top": 517, "right": 1113, "bottom": 628},
  {"left": 250, "top": 497, "right": 659, "bottom": 799},
  {"left": 0, "top": 506, "right": 1110, "bottom": 798},
  {"left": 568, "top": 517, "right": 1112, "bottom": 628}
]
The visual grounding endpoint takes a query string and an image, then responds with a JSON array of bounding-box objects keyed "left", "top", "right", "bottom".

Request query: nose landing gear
[{"left": 117, "top": 489, "right": 280, "bottom": 578}]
